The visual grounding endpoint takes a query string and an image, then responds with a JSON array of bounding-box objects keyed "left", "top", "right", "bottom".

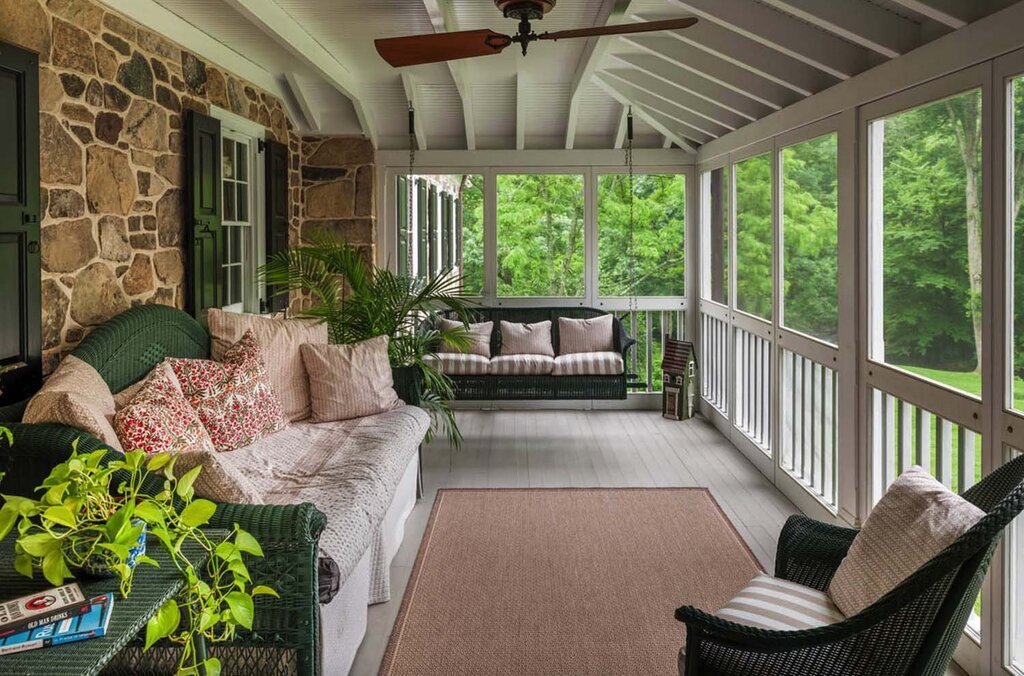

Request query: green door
[{"left": 0, "top": 41, "right": 41, "bottom": 406}]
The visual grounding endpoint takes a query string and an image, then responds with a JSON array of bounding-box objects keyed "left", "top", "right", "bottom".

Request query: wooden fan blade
[
  {"left": 539, "top": 17, "right": 697, "bottom": 41},
  {"left": 375, "top": 30, "right": 512, "bottom": 67}
]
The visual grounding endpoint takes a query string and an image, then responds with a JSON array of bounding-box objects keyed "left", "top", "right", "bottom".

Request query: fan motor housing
[{"left": 495, "top": 0, "right": 555, "bottom": 21}]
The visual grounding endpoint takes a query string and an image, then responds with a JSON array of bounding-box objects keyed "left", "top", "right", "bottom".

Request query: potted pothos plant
[
  {"left": 262, "top": 233, "right": 474, "bottom": 446},
  {"left": 0, "top": 441, "right": 275, "bottom": 676}
]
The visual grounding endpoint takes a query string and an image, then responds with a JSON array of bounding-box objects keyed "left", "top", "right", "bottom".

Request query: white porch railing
[
  {"left": 781, "top": 349, "right": 838, "bottom": 509},
  {"left": 735, "top": 326, "right": 772, "bottom": 452},
  {"left": 617, "top": 309, "right": 686, "bottom": 393},
  {"left": 700, "top": 309, "right": 729, "bottom": 414}
]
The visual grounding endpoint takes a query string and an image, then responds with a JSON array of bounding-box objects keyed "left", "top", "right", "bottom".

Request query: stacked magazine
[{"left": 0, "top": 584, "right": 114, "bottom": 656}]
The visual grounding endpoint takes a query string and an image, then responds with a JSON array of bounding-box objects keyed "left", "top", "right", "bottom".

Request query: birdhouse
[{"left": 662, "top": 337, "right": 696, "bottom": 421}]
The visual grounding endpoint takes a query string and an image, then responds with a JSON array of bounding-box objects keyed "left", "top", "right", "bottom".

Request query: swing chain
[{"left": 626, "top": 107, "right": 638, "bottom": 314}]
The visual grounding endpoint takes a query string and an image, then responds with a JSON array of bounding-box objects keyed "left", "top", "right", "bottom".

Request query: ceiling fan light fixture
[{"left": 494, "top": 0, "right": 555, "bottom": 21}]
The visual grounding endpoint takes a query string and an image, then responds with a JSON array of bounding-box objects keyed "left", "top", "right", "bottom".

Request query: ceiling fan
[{"left": 375, "top": 0, "right": 698, "bottom": 68}]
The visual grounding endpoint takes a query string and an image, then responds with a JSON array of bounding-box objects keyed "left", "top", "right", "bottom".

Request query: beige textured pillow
[
  {"left": 171, "top": 450, "right": 263, "bottom": 504},
  {"left": 828, "top": 467, "right": 985, "bottom": 617},
  {"left": 208, "top": 308, "right": 328, "bottom": 422},
  {"left": 437, "top": 318, "right": 493, "bottom": 358},
  {"left": 23, "top": 356, "right": 122, "bottom": 451},
  {"left": 300, "top": 336, "right": 402, "bottom": 423},
  {"left": 500, "top": 320, "right": 555, "bottom": 357},
  {"left": 558, "top": 315, "right": 614, "bottom": 355}
]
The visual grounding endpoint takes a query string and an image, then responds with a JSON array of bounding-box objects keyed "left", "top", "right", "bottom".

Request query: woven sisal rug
[{"left": 380, "top": 488, "right": 761, "bottom": 676}]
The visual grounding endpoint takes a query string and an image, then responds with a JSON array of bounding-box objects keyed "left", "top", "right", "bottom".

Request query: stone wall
[
  {"left": 0, "top": 0, "right": 307, "bottom": 374},
  {"left": 299, "top": 136, "right": 376, "bottom": 255}
]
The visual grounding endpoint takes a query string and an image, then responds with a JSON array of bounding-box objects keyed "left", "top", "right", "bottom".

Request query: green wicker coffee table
[{"left": 0, "top": 535, "right": 212, "bottom": 676}]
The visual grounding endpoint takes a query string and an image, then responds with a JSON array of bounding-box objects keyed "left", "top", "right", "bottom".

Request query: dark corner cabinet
[{"left": 0, "top": 40, "right": 41, "bottom": 406}]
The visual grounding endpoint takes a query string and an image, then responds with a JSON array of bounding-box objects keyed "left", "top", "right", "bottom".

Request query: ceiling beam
[
  {"left": 596, "top": 77, "right": 698, "bottom": 152},
  {"left": 283, "top": 73, "right": 320, "bottom": 133},
  {"left": 602, "top": 66, "right": 744, "bottom": 130},
  {"left": 565, "top": 0, "right": 635, "bottom": 149},
  {"left": 614, "top": 105, "right": 629, "bottom": 149},
  {"left": 422, "top": 0, "right": 476, "bottom": 150},
  {"left": 636, "top": 108, "right": 699, "bottom": 154},
  {"left": 668, "top": 0, "right": 871, "bottom": 80},
  {"left": 885, "top": 0, "right": 976, "bottom": 28},
  {"left": 633, "top": 13, "right": 833, "bottom": 97},
  {"left": 662, "top": 136, "right": 674, "bottom": 149},
  {"left": 612, "top": 53, "right": 770, "bottom": 122},
  {"left": 756, "top": 0, "right": 923, "bottom": 58},
  {"left": 516, "top": 72, "right": 527, "bottom": 150},
  {"left": 623, "top": 35, "right": 797, "bottom": 110},
  {"left": 595, "top": 74, "right": 718, "bottom": 145},
  {"left": 220, "top": 0, "right": 377, "bottom": 146},
  {"left": 401, "top": 73, "right": 428, "bottom": 151}
]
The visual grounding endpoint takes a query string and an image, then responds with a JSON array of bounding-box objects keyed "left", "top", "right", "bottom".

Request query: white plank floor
[{"left": 348, "top": 410, "right": 798, "bottom": 675}]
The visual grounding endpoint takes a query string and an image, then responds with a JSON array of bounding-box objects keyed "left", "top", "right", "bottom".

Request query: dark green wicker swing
[{"left": 675, "top": 453, "right": 1024, "bottom": 675}]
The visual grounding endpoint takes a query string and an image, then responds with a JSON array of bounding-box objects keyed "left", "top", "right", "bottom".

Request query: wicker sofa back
[{"left": 437, "top": 307, "right": 635, "bottom": 400}]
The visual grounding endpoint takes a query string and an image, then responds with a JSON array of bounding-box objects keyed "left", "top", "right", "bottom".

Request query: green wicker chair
[
  {"left": 0, "top": 305, "right": 328, "bottom": 676},
  {"left": 676, "top": 454, "right": 1024, "bottom": 676}
]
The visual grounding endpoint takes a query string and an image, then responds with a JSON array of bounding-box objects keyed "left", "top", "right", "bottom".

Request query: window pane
[
  {"left": 237, "top": 184, "right": 248, "bottom": 223},
  {"left": 459, "top": 176, "right": 484, "bottom": 296},
  {"left": 497, "top": 174, "right": 584, "bottom": 297},
  {"left": 870, "top": 89, "right": 983, "bottom": 397},
  {"left": 702, "top": 167, "right": 729, "bottom": 304},
  {"left": 735, "top": 153, "right": 773, "bottom": 320},
  {"left": 781, "top": 133, "right": 839, "bottom": 344},
  {"left": 224, "top": 182, "right": 236, "bottom": 222},
  {"left": 1012, "top": 76, "right": 1024, "bottom": 411},
  {"left": 598, "top": 174, "right": 685, "bottom": 297},
  {"left": 222, "top": 139, "right": 235, "bottom": 179},
  {"left": 235, "top": 141, "right": 248, "bottom": 182}
]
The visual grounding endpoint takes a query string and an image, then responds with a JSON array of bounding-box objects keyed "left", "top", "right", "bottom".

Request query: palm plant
[{"left": 261, "top": 233, "right": 473, "bottom": 446}]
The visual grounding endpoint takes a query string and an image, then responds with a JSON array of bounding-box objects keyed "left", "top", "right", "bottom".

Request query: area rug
[{"left": 379, "top": 488, "right": 762, "bottom": 676}]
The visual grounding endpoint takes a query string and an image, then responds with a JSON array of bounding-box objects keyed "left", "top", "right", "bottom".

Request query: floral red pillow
[
  {"left": 168, "top": 330, "right": 287, "bottom": 452},
  {"left": 114, "top": 363, "right": 216, "bottom": 455}
]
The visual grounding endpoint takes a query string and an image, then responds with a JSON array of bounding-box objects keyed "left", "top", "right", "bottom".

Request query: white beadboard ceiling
[{"left": 130, "top": 0, "right": 1021, "bottom": 150}]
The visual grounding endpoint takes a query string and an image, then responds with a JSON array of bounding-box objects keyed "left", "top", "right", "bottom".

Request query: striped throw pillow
[
  {"left": 558, "top": 315, "right": 614, "bottom": 354},
  {"left": 828, "top": 466, "right": 984, "bottom": 617},
  {"left": 716, "top": 574, "right": 845, "bottom": 630},
  {"left": 500, "top": 320, "right": 555, "bottom": 357},
  {"left": 300, "top": 335, "right": 402, "bottom": 423},
  {"left": 437, "top": 318, "right": 493, "bottom": 358}
]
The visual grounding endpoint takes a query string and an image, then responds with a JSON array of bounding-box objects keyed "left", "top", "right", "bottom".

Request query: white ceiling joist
[
  {"left": 633, "top": 13, "right": 834, "bottom": 97},
  {"left": 668, "top": 0, "right": 870, "bottom": 80},
  {"left": 401, "top": 73, "right": 428, "bottom": 151},
  {"left": 564, "top": 0, "right": 635, "bottom": 149},
  {"left": 635, "top": 108, "right": 699, "bottom": 154},
  {"left": 595, "top": 74, "right": 718, "bottom": 144},
  {"left": 612, "top": 53, "right": 770, "bottom": 122},
  {"left": 757, "top": 0, "right": 923, "bottom": 58},
  {"left": 602, "top": 66, "right": 744, "bottom": 130},
  {"left": 283, "top": 73, "right": 320, "bottom": 133},
  {"left": 623, "top": 35, "right": 797, "bottom": 110},
  {"left": 614, "top": 105, "right": 630, "bottom": 149},
  {"left": 885, "top": 0, "right": 974, "bottom": 29},
  {"left": 221, "top": 0, "right": 377, "bottom": 145},
  {"left": 422, "top": 0, "right": 476, "bottom": 150}
]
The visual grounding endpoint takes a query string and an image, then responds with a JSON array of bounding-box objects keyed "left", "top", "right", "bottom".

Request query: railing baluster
[
  {"left": 936, "top": 418, "right": 953, "bottom": 488},
  {"left": 961, "top": 430, "right": 976, "bottom": 493},
  {"left": 645, "top": 311, "right": 654, "bottom": 393},
  {"left": 883, "top": 393, "right": 897, "bottom": 489},
  {"left": 900, "top": 401, "right": 914, "bottom": 473}
]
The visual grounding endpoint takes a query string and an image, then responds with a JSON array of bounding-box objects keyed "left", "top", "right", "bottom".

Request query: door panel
[
  {"left": 186, "top": 111, "right": 222, "bottom": 318},
  {"left": 265, "top": 139, "right": 289, "bottom": 313},
  {"left": 0, "top": 41, "right": 40, "bottom": 406}
]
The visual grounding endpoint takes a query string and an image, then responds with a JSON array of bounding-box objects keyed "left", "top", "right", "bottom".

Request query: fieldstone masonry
[{"left": 1, "top": 0, "right": 377, "bottom": 374}]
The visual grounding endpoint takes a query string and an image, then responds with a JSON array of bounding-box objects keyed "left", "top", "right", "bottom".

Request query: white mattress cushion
[
  {"left": 490, "top": 354, "right": 555, "bottom": 375},
  {"left": 552, "top": 352, "right": 624, "bottom": 376}
]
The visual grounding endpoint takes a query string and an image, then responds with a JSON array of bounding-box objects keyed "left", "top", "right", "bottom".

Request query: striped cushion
[
  {"left": 500, "top": 320, "right": 555, "bottom": 357},
  {"left": 828, "top": 466, "right": 985, "bottom": 617},
  {"left": 437, "top": 318, "right": 493, "bottom": 358},
  {"left": 715, "top": 574, "right": 845, "bottom": 630},
  {"left": 300, "top": 336, "right": 401, "bottom": 422},
  {"left": 558, "top": 315, "right": 614, "bottom": 354},
  {"left": 552, "top": 352, "right": 624, "bottom": 376},
  {"left": 425, "top": 353, "right": 491, "bottom": 376},
  {"left": 490, "top": 354, "right": 554, "bottom": 376}
]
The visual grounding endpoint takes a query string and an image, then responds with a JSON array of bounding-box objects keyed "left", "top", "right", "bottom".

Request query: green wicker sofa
[
  {"left": 0, "top": 304, "right": 422, "bottom": 676},
  {"left": 675, "top": 453, "right": 1024, "bottom": 675},
  {"left": 434, "top": 307, "right": 636, "bottom": 400}
]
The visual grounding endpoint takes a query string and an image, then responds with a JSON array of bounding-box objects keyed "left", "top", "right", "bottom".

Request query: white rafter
[
  {"left": 623, "top": 35, "right": 796, "bottom": 110},
  {"left": 611, "top": 53, "right": 770, "bottom": 122},
  {"left": 401, "top": 73, "right": 428, "bottom": 151},
  {"left": 602, "top": 66, "right": 743, "bottom": 131},
  {"left": 595, "top": 74, "right": 718, "bottom": 144},
  {"left": 639, "top": 108, "right": 699, "bottom": 154},
  {"left": 614, "top": 105, "right": 630, "bottom": 149},
  {"left": 283, "top": 72, "right": 320, "bottom": 132},
  {"left": 886, "top": 0, "right": 976, "bottom": 28},
  {"left": 596, "top": 78, "right": 696, "bottom": 152},
  {"left": 219, "top": 0, "right": 377, "bottom": 146},
  {"left": 564, "top": 0, "right": 635, "bottom": 149},
  {"left": 757, "top": 0, "right": 923, "bottom": 58},
  {"left": 422, "top": 0, "right": 476, "bottom": 150},
  {"left": 632, "top": 13, "right": 834, "bottom": 97},
  {"left": 667, "top": 0, "right": 870, "bottom": 80}
]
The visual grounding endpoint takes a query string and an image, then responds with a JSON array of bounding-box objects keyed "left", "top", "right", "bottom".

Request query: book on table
[
  {"left": 0, "top": 592, "right": 114, "bottom": 656},
  {"left": 0, "top": 583, "right": 91, "bottom": 638}
]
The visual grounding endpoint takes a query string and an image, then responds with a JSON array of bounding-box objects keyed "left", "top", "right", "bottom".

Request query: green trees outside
[
  {"left": 458, "top": 174, "right": 485, "bottom": 296},
  {"left": 735, "top": 153, "right": 774, "bottom": 320}
]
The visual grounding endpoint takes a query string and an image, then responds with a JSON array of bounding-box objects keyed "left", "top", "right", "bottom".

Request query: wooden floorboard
[{"left": 349, "top": 411, "right": 798, "bottom": 676}]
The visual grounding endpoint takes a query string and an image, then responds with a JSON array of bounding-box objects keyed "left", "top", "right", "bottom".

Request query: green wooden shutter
[
  {"left": 416, "top": 180, "right": 428, "bottom": 278},
  {"left": 428, "top": 184, "right": 438, "bottom": 280},
  {"left": 186, "top": 110, "right": 222, "bottom": 318},
  {"left": 443, "top": 193, "right": 454, "bottom": 271},
  {"left": 455, "top": 197, "right": 463, "bottom": 269},
  {"left": 397, "top": 176, "right": 409, "bottom": 277},
  {"left": 0, "top": 41, "right": 41, "bottom": 404},
  {"left": 264, "top": 139, "right": 289, "bottom": 313}
]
